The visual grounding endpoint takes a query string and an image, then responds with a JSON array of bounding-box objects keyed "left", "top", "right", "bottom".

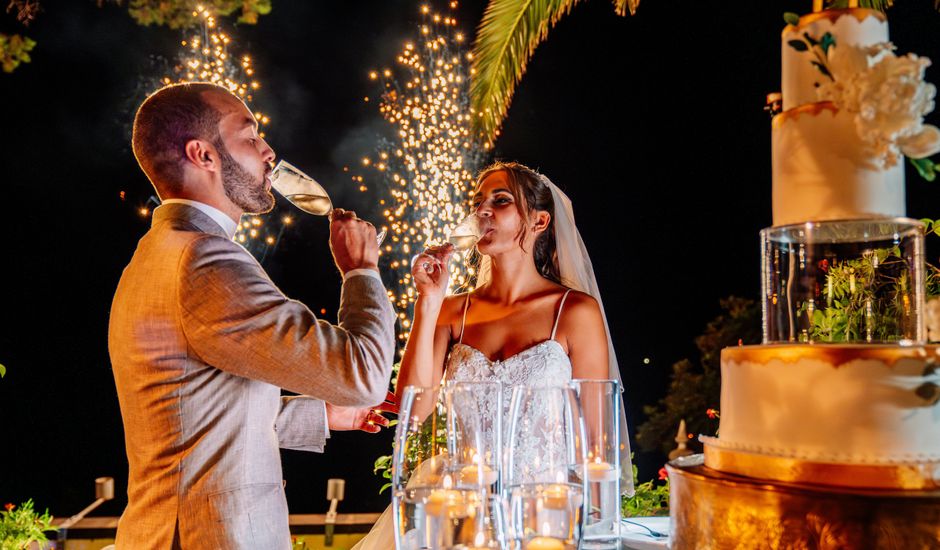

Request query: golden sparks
[{"left": 356, "top": 2, "right": 484, "bottom": 350}]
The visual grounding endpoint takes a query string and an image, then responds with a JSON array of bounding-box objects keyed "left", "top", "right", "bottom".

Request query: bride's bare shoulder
[
  {"left": 558, "top": 289, "right": 602, "bottom": 322},
  {"left": 438, "top": 291, "right": 472, "bottom": 322}
]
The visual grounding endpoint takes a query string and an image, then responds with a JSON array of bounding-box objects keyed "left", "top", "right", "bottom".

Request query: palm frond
[
  {"left": 612, "top": 0, "right": 640, "bottom": 16},
  {"left": 470, "top": 0, "right": 583, "bottom": 144}
]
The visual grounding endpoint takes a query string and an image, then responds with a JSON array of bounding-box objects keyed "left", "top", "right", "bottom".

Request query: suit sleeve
[
  {"left": 178, "top": 235, "right": 396, "bottom": 407},
  {"left": 276, "top": 396, "right": 329, "bottom": 452}
]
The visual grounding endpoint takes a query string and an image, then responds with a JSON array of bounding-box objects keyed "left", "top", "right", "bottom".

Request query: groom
[{"left": 109, "top": 82, "right": 396, "bottom": 549}]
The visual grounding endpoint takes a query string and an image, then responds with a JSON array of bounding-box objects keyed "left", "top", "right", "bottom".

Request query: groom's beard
[{"left": 216, "top": 140, "right": 275, "bottom": 214}]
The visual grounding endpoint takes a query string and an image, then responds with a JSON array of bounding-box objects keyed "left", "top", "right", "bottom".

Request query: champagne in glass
[
  {"left": 270, "top": 160, "right": 386, "bottom": 243},
  {"left": 419, "top": 212, "right": 485, "bottom": 273},
  {"left": 447, "top": 213, "right": 484, "bottom": 251},
  {"left": 284, "top": 194, "right": 332, "bottom": 216}
]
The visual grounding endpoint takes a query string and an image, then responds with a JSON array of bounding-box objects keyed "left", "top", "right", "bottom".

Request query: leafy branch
[
  {"left": 622, "top": 459, "right": 669, "bottom": 517},
  {"left": 374, "top": 403, "right": 447, "bottom": 494},
  {"left": 796, "top": 246, "right": 915, "bottom": 343},
  {"left": 636, "top": 297, "right": 760, "bottom": 456},
  {"left": 124, "top": 0, "right": 272, "bottom": 29},
  {"left": 786, "top": 30, "right": 835, "bottom": 81},
  {"left": 0, "top": 33, "right": 35, "bottom": 73},
  {"left": 1, "top": 0, "right": 272, "bottom": 74},
  {"left": 0, "top": 500, "right": 57, "bottom": 549}
]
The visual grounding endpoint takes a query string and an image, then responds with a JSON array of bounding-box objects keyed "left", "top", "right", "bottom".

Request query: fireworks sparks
[
  {"left": 161, "top": 5, "right": 265, "bottom": 126},
  {"left": 356, "top": 2, "right": 485, "bottom": 349}
]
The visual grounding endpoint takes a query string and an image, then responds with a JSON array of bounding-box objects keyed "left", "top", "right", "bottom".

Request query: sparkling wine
[
  {"left": 448, "top": 233, "right": 480, "bottom": 251},
  {"left": 284, "top": 193, "right": 332, "bottom": 216}
]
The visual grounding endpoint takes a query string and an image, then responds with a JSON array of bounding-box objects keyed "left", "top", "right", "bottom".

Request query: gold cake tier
[
  {"left": 667, "top": 456, "right": 940, "bottom": 549},
  {"left": 703, "top": 441, "right": 940, "bottom": 490}
]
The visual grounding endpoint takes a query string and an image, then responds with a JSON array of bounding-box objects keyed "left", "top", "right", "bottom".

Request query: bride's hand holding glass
[{"left": 411, "top": 243, "right": 455, "bottom": 302}]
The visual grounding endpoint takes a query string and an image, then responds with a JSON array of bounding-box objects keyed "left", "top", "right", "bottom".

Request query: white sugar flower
[{"left": 817, "top": 42, "right": 939, "bottom": 166}]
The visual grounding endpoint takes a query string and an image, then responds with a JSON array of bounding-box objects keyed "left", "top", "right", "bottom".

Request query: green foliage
[
  {"left": 0, "top": 34, "right": 36, "bottom": 73},
  {"left": 126, "top": 0, "right": 272, "bottom": 29},
  {"left": 787, "top": 31, "right": 836, "bottom": 81},
  {"left": 0, "top": 500, "right": 57, "bottom": 550},
  {"left": 621, "top": 459, "right": 669, "bottom": 517},
  {"left": 911, "top": 157, "right": 937, "bottom": 182},
  {"left": 796, "top": 246, "right": 913, "bottom": 343},
  {"left": 373, "top": 454, "right": 393, "bottom": 494},
  {"left": 636, "top": 297, "right": 761, "bottom": 455},
  {"left": 374, "top": 403, "right": 447, "bottom": 494}
]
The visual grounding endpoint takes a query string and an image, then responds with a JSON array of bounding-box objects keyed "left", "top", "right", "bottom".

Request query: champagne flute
[
  {"left": 419, "top": 212, "right": 485, "bottom": 273},
  {"left": 446, "top": 212, "right": 485, "bottom": 251},
  {"left": 269, "top": 160, "right": 387, "bottom": 244}
]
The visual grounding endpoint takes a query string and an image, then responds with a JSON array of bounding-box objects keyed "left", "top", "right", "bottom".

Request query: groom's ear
[
  {"left": 184, "top": 139, "right": 219, "bottom": 172},
  {"left": 531, "top": 211, "right": 551, "bottom": 235}
]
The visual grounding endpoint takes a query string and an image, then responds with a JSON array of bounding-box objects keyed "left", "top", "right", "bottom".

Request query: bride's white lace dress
[{"left": 351, "top": 291, "right": 574, "bottom": 550}]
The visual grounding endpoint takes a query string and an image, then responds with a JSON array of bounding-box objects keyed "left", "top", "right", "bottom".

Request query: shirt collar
[{"left": 161, "top": 199, "right": 239, "bottom": 240}]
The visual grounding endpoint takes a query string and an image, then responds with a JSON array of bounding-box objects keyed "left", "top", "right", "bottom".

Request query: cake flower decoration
[{"left": 788, "top": 28, "right": 940, "bottom": 179}]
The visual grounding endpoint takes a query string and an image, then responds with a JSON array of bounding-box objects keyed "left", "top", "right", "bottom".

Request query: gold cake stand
[{"left": 667, "top": 455, "right": 940, "bottom": 549}]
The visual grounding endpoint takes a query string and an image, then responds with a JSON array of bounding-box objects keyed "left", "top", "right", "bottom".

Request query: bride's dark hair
[{"left": 472, "top": 161, "right": 561, "bottom": 285}]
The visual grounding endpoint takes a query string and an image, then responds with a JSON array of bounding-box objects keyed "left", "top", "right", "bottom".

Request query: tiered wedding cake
[{"left": 668, "top": 6, "right": 940, "bottom": 548}]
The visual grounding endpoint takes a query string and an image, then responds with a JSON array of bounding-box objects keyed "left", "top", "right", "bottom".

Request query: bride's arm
[
  {"left": 564, "top": 293, "right": 614, "bottom": 486},
  {"left": 563, "top": 292, "right": 610, "bottom": 381},
  {"left": 394, "top": 245, "right": 456, "bottom": 412}
]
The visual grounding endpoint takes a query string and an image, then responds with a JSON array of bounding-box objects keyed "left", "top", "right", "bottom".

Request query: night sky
[{"left": 2, "top": 0, "right": 940, "bottom": 518}]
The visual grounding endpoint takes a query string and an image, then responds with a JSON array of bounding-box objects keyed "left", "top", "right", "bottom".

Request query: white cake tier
[
  {"left": 712, "top": 345, "right": 940, "bottom": 466},
  {"left": 771, "top": 102, "right": 904, "bottom": 226},
  {"left": 781, "top": 8, "right": 888, "bottom": 111}
]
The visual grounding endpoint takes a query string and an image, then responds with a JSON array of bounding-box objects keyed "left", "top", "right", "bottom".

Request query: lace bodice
[
  {"left": 444, "top": 339, "right": 573, "bottom": 482},
  {"left": 445, "top": 340, "right": 573, "bottom": 404}
]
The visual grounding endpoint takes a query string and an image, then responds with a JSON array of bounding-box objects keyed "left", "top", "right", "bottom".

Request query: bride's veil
[{"left": 475, "top": 174, "right": 635, "bottom": 496}]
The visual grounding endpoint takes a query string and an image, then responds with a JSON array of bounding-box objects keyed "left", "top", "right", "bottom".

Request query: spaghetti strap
[
  {"left": 458, "top": 294, "right": 471, "bottom": 344},
  {"left": 551, "top": 289, "right": 573, "bottom": 341}
]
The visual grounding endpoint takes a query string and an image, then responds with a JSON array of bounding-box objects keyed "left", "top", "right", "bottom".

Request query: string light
[{"left": 355, "top": 1, "right": 484, "bottom": 350}]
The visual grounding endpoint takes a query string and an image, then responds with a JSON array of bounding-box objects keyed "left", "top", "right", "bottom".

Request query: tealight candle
[
  {"left": 424, "top": 488, "right": 463, "bottom": 516},
  {"left": 459, "top": 464, "right": 498, "bottom": 486},
  {"left": 585, "top": 461, "right": 618, "bottom": 482},
  {"left": 526, "top": 536, "right": 565, "bottom": 550},
  {"left": 539, "top": 484, "right": 569, "bottom": 510}
]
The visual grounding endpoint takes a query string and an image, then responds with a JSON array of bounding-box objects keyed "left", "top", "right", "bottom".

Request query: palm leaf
[
  {"left": 612, "top": 0, "right": 640, "bottom": 16},
  {"left": 470, "top": 0, "right": 583, "bottom": 144},
  {"left": 470, "top": 0, "right": 637, "bottom": 144}
]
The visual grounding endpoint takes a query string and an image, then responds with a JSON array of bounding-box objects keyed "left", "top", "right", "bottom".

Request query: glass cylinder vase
[{"left": 761, "top": 217, "right": 925, "bottom": 344}]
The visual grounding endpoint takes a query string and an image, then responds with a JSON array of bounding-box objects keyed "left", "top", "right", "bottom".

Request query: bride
[{"left": 353, "top": 161, "right": 632, "bottom": 549}]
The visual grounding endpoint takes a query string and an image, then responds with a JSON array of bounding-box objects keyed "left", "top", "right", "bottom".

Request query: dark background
[{"left": 1, "top": 0, "right": 939, "bottom": 517}]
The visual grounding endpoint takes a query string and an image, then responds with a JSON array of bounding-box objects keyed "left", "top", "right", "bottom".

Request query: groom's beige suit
[{"left": 108, "top": 203, "right": 395, "bottom": 549}]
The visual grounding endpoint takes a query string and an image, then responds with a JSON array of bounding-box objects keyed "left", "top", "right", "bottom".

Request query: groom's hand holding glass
[{"left": 329, "top": 207, "right": 380, "bottom": 276}]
